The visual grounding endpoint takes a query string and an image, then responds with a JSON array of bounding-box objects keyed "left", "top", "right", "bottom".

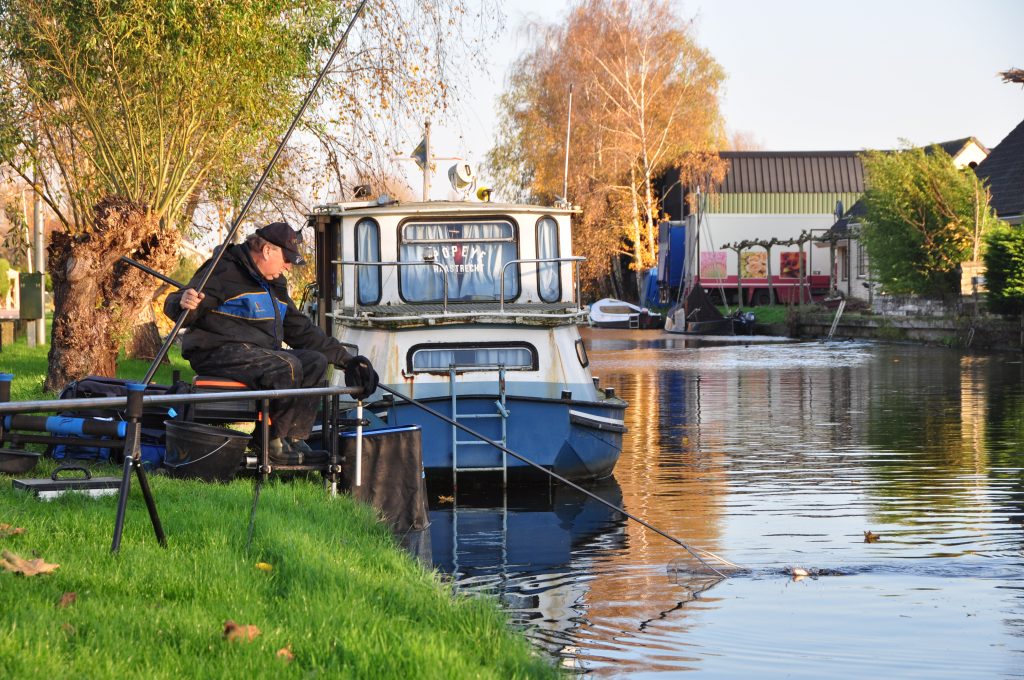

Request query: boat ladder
[
  {"left": 629, "top": 313, "right": 640, "bottom": 329},
  {"left": 826, "top": 298, "right": 847, "bottom": 341},
  {"left": 450, "top": 365, "right": 509, "bottom": 486}
]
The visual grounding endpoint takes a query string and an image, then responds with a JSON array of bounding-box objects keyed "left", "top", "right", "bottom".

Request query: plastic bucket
[{"left": 163, "top": 420, "right": 250, "bottom": 482}]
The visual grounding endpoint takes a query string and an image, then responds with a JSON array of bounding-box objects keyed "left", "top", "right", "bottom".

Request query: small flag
[{"left": 411, "top": 137, "right": 427, "bottom": 170}]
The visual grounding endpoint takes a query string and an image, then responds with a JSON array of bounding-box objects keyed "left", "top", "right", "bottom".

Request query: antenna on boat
[
  {"left": 402, "top": 120, "right": 463, "bottom": 201},
  {"left": 562, "top": 83, "right": 573, "bottom": 205}
]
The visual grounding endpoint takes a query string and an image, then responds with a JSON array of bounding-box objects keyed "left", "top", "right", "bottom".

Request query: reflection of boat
[
  {"left": 312, "top": 198, "right": 626, "bottom": 482},
  {"left": 664, "top": 283, "right": 755, "bottom": 335},
  {"left": 588, "top": 298, "right": 663, "bottom": 329},
  {"left": 429, "top": 477, "right": 626, "bottom": 576}
]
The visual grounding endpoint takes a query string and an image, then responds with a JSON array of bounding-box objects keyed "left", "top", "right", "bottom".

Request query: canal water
[{"left": 427, "top": 330, "right": 1024, "bottom": 677}]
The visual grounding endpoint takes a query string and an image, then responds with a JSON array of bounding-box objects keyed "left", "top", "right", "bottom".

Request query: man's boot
[
  {"left": 286, "top": 437, "right": 328, "bottom": 465},
  {"left": 254, "top": 434, "right": 303, "bottom": 465}
]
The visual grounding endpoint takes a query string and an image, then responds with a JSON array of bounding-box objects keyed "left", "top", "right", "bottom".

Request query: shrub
[{"left": 983, "top": 223, "right": 1024, "bottom": 316}]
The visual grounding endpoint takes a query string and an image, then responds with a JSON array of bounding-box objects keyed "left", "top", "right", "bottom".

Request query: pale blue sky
[{"left": 427, "top": 0, "right": 1023, "bottom": 180}]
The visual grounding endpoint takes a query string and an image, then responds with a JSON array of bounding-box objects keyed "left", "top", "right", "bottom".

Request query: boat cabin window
[
  {"left": 399, "top": 220, "right": 519, "bottom": 302},
  {"left": 575, "top": 338, "right": 589, "bottom": 368},
  {"left": 356, "top": 218, "right": 381, "bottom": 305},
  {"left": 409, "top": 342, "right": 537, "bottom": 373},
  {"left": 536, "top": 216, "right": 560, "bottom": 302}
]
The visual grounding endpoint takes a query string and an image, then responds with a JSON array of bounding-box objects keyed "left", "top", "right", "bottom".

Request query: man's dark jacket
[{"left": 164, "top": 243, "right": 353, "bottom": 366}]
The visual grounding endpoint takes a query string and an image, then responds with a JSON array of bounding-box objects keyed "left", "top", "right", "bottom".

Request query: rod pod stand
[{"left": 111, "top": 383, "right": 166, "bottom": 553}]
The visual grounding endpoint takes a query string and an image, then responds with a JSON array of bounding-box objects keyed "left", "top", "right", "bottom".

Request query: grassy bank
[{"left": 0, "top": 338, "right": 555, "bottom": 678}]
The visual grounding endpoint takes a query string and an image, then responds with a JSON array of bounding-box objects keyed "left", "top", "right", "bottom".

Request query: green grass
[
  {"left": 0, "top": 339, "right": 555, "bottom": 679},
  {"left": 1, "top": 334, "right": 193, "bottom": 402},
  {"left": 716, "top": 304, "right": 792, "bottom": 325}
]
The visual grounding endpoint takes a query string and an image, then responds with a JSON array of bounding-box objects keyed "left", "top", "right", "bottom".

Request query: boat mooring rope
[{"left": 378, "top": 385, "right": 745, "bottom": 578}]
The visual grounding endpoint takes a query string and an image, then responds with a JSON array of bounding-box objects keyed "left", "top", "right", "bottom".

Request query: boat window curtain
[
  {"left": 399, "top": 221, "right": 518, "bottom": 302},
  {"left": 400, "top": 224, "right": 453, "bottom": 301},
  {"left": 411, "top": 346, "right": 534, "bottom": 371},
  {"left": 536, "top": 217, "right": 560, "bottom": 302},
  {"left": 355, "top": 218, "right": 381, "bottom": 305}
]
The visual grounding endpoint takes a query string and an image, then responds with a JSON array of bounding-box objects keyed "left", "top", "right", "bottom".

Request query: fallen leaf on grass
[
  {"left": 0, "top": 524, "right": 25, "bottom": 538},
  {"left": 437, "top": 495, "right": 454, "bottom": 504},
  {"left": 60, "top": 623, "right": 76, "bottom": 638},
  {"left": 1, "top": 550, "right": 59, "bottom": 576},
  {"left": 57, "top": 592, "right": 77, "bottom": 608},
  {"left": 255, "top": 562, "right": 273, "bottom": 572},
  {"left": 276, "top": 645, "right": 294, "bottom": 662},
  {"left": 223, "top": 620, "right": 261, "bottom": 642}
]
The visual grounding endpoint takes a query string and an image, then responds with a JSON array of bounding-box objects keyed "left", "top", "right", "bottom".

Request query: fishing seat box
[
  {"left": 13, "top": 466, "right": 120, "bottom": 500},
  {"left": 189, "top": 376, "right": 259, "bottom": 424}
]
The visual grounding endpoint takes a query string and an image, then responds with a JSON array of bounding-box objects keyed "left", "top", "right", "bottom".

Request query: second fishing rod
[{"left": 376, "top": 383, "right": 744, "bottom": 578}]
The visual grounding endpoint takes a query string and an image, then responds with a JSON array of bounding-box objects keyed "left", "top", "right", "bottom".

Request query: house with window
[
  {"left": 823, "top": 137, "right": 989, "bottom": 301},
  {"left": 658, "top": 151, "right": 867, "bottom": 304}
]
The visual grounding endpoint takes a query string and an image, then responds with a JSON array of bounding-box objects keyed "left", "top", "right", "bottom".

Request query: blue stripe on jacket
[{"left": 211, "top": 292, "right": 287, "bottom": 321}]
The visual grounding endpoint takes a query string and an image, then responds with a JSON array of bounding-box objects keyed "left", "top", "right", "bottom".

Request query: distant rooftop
[
  {"left": 975, "top": 119, "right": 1024, "bottom": 219},
  {"left": 717, "top": 151, "right": 865, "bottom": 194}
]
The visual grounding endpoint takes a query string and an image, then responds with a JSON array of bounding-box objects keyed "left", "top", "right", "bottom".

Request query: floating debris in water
[
  {"left": 864, "top": 530, "right": 881, "bottom": 543},
  {"left": 784, "top": 566, "right": 847, "bottom": 581}
]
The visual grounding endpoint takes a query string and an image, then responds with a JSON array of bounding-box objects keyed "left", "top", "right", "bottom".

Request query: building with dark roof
[
  {"left": 821, "top": 138, "right": 991, "bottom": 300},
  {"left": 975, "top": 119, "right": 1024, "bottom": 224}
]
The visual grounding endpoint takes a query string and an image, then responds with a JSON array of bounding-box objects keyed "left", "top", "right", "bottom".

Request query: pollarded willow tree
[
  {"left": 486, "top": 0, "right": 725, "bottom": 297},
  {"left": 0, "top": 0, "right": 499, "bottom": 390},
  {"left": 860, "top": 144, "right": 1003, "bottom": 299}
]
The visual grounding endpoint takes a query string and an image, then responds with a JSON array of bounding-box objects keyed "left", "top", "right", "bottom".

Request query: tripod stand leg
[
  {"left": 246, "top": 480, "right": 263, "bottom": 553},
  {"left": 111, "top": 454, "right": 134, "bottom": 553},
  {"left": 135, "top": 462, "right": 167, "bottom": 547}
]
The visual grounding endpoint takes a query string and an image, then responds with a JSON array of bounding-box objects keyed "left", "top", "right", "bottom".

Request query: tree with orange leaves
[{"left": 487, "top": 0, "right": 725, "bottom": 298}]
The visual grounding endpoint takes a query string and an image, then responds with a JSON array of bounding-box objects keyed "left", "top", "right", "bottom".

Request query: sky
[{"left": 421, "top": 0, "right": 1023, "bottom": 192}]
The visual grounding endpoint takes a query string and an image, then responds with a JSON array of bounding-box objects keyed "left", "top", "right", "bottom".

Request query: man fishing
[{"left": 165, "top": 221, "right": 378, "bottom": 465}]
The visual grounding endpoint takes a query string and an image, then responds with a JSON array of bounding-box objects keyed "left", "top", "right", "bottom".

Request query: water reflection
[{"left": 430, "top": 332, "right": 1024, "bottom": 677}]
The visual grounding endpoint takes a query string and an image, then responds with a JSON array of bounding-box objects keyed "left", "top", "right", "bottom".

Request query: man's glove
[{"left": 343, "top": 355, "right": 379, "bottom": 400}]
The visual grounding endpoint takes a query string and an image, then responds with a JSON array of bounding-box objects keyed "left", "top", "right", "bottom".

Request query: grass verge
[{"left": 1, "top": 338, "right": 555, "bottom": 679}]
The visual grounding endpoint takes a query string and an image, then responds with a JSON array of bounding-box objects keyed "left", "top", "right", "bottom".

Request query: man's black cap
[{"left": 255, "top": 222, "right": 306, "bottom": 265}]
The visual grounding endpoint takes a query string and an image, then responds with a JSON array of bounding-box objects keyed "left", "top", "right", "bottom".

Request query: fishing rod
[
  {"left": 377, "top": 384, "right": 744, "bottom": 578},
  {"left": 141, "top": 0, "right": 368, "bottom": 386}
]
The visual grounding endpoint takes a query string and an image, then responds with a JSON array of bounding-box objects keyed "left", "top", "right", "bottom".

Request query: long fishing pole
[
  {"left": 141, "top": 0, "right": 368, "bottom": 385},
  {"left": 377, "top": 384, "right": 743, "bottom": 577}
]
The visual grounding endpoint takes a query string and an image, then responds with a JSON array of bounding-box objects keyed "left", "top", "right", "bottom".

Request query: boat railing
[
  {"left": 499, "top": 257, "right": 585, "bottom": 313},
  {"left": 332, "top": 260, "right": 451, "bottom": 316},
  {"left": 330, "top": 256, "right": 587, "bottom": 323}
]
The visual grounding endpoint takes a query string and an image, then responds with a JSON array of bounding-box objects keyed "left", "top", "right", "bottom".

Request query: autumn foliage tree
[
  {"left": 860, "top": 145, "right": 1002, "bottom": 299},
  {"left": 0, "top": 0, "right": 497, "bottom": 390},
  {"left": 487, "top": 0, "right": 724, "bottom": 297}
]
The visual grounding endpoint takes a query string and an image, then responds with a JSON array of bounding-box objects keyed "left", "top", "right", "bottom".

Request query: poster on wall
[
  {"left": 699, "top": 251, "right": 727, "bottom": 279},
  {"left": 740, "top": 251, "right": 766, "bottom": 279},
  {"left": 779, "top": 251, "right": 806, "bottom": 279}
]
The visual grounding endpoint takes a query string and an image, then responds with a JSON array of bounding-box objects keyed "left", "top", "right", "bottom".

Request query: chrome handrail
[
  {"left": 331, "top": 255, "right": 586, "bottom": 315},
  {"left": 332, "top": 260, "right": 450, "bottom": 315},
  {"left": 499, "top": 256, "right": 586, "bottom": 312}
]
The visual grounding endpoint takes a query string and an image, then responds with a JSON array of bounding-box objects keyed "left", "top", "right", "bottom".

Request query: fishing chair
[{"left": 185, "top": 375, "right": 340, "bottom": 475}]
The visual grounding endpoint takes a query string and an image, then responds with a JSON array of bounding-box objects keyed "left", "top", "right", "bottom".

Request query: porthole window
[{"left": 575, "top": 338, "right": 589, "bottom": 368}]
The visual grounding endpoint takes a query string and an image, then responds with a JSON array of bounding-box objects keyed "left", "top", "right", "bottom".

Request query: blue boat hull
[{"left": 380, "top": 395, "right": 626, "bottom": 481}]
